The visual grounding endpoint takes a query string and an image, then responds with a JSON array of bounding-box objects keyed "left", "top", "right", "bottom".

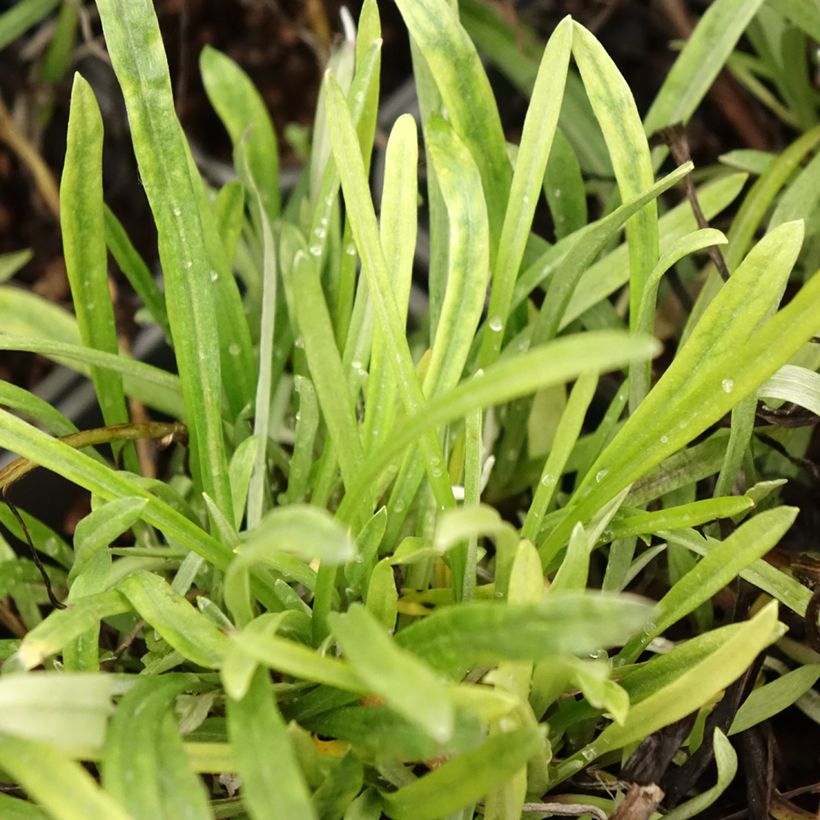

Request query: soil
[{"left": 0, "top": 1, "right": 818, "bottom": 816}]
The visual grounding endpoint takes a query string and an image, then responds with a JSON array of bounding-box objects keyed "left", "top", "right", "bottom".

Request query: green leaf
[
  {"left": 541, "top": 221, "right": 811, "bottom": 563},
  {"left": 644, "top": 0, "right": 767, "bottom": 136},
  {"left": 313, "top": 751, "right": 363, "bottom": 820},
  {"left": 572, "top": 22, "right": 657, "bottom": 334},
  {"left": 338, "top": 331, "right": 659, "bottom": 520},
  {"left": 380, "top": 728, "right": 544, "bottom": 820},
  {"left": 0, "top": 410, "right": 232, "bottom": 573},
  {"left": 730, "top": 664, "right": 820, "bottom": 735},
  {"left": 228, "top": 668, "right": 316, "bottom": 820},
  {"left": 102, "top": 674, "right": 212, "bottom": 820},
  {"left": 0, "top": 335, "right": 184, "bottom": 418},
  {"left": 0, "top": 733, "right": 129, "bottom": 820},
  {"left": 664, "top": 730, "right": 738, "bottom": 820},
  {"left": 104, "top": 205, "right": 169, "bottom": 336},
  {"left": 117, "top": 570, "right": 229, "bottom": 668},
  {"left": 0, "top": 672, "right": 114, "bottom": 758},
  {"left": 543, "top": 128, "right": 587, "bottom": 240},
  {"left": 0, "top": 0, "right": 59, "bottom": 51},
  {"left": 394, "top": 0, "right": 511, "bottom": 256},
  {"left": 664, "top": 527, "right": 813, "bottom": 618},
  {"left": 230, "top": 630, "right": 363, "bottom": 693},
  {"left": 552, "top": 601, "right": 781, "bottom": 785},
  {"left": 0, "top": 249, "right": 32, "bottom": 284},
  {"left": 0, "top": 287, "right": 79, "bottom": 344},
  {"left": 607, "top": 496, "right": 753, "bottom": 541},
  {"left": 8, "top": 590, "right": 131, "bottom": 671},
  {"left": 619, "top": 507, "right": 797, "bottom": 661},
  {"left": 95, "top": 0, "right": 231, "bottom": 513},
  {"left": 759, "top": 364, "right": 820, "bottom": 417},
  {"left": 200, "top": 45, "right": 279, "bottom": 222},
  {"left": 395, "top": 593, "right": 653, "bottom": 677},
  {"left": 61, "top": 74, "right": 132, "bottom": 445},
  {"left": 330, "top": 604, "right": 455, "bottom": 743},
  {"left": 324, "top": 74, "right": 453, "bottom": 514},
  {"left": 479, "top": 16, "right": 571, "bottom": 366}
]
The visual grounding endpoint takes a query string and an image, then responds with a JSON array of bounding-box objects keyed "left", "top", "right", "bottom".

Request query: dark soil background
[{"left": 0, "top": 2, "right": 818, "bottom": 818}]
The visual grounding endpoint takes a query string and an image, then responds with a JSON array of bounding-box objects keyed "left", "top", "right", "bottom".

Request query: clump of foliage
[{"left": 0, "top": 0, "right": 819, "bottom": 817}]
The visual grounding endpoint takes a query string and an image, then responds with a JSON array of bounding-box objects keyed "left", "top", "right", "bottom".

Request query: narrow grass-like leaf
[
  {"left": 552, "top": 601, "right": 781, "bottom": 785},
  {"left": 664, "top": 730, "right": 738, "bottom": 820},
  {"left": 634, "top": 228, "right": 728, "bottom": 344},
  {"left": 769, "top": 0, "right": 820, "bottom": 40},
  {"left": 325, "top": 75, "right": 452, "bottom": 514},
  {"left": 618, "top": 507, "right": 796, "bottom": 661},
  {"left": 730, "top": 664, "right": 820, "bottom": 735},
  {"left": 117, "top": 570, "right": 229, "bottom": 668},
  {"left": 8, "top": 590, "right": 130, "bottom": 671},
  {"left": 0, "top": 733, "right": 129, "bottom": 820},
  {"left": 244, "top": 161, "right": 277, "bottom": 529},
  {"left": 228, "top": 434, "right": 257, "bottom": 529},
  {"left": 285, "top": 246, "right": 364, "bottom": 499},
  {"left": 0, "top": 673, "right": 114, "bottom": 757},
  {"left": 284, "top": 377, "right": 319, "bottom": 505},
  {"left": 607, "top": 496, "right": 753, "bottom": 541},
  {"left": 544, "top": 128, "right": 587, "bottom": 240},
  {"left": 0, "top": 380, "right": 77, "bottom": 436},
  {"left": 522, "top": 372, "right": 597, "bottom": 542},
  {"left": 330, "top": 604, "right": 455, "bottom": 743},
  {"left": 338, "top": 332, "right": 658, "bottom": 520},
  {"left": 0, "top": 410, "right": 231, "bottom": 570},
  {"left": 759, "top": 364, "right": 820, "bottom": 417},
  {"left": 558, "top": 173, "right": 747, "bottom": 324},
  {"left": 381, "top": 728, "right": 543, "bottom": 820},
  {"left": 361, "top": 115, "right": 417, "bottom": 454},
  {"left": 572, "top": 22, "right": 657, "bottom": 334},
  {"left": 0, "top": 335, "right": 184, "bottom": 417},
  {"left": 664, "top": 528, "right": 813, "bottom": 617},
  {"left": 103, "top": 206, "right": 169, "bottom": 336},
  {"left": 395, "top": 593, "right": 653, "bottom": 677},
  {"left": 540, "top": 222, "right": 810, "bottom": 562},
  {"left": 69, "top": 497, "right": 147, "bottom": 586},
  {"left": 0, "top": 0, "right": 59, "bottom": 51},
  {"left": 0, "top": 248, "right": 32, "bottom": 283},
  {"left": 224, "top": 505, "right": 356, "bottom": 626},
  {"left": 227, "top": 668, "right": 315, "bottom": 820},
  {"left": 394, "top": 0, "right": 511, "bottom": 255},
  {"left": 0, "top": 287, "right": 79, "bottom": 343},
  {"left": 102, "top": 674, "right": 211, "bottom": 820},
  {"left": 479, "top": 16, "right": 571, "bottom": 366},
  {"left": 312, "top": 751, "right": 363, "bottom": 819},
  {"left": 643, "top": 0, "right": 766, "bottom": 137},
  {"left": 200, "top": 46, "right": 279, "bottom": 222},
  {"left": 230, "top": 630, "right": 363, "bottom": 692},
  {"left": 96, "top": 0, "right": 231, "bottom": 514}
]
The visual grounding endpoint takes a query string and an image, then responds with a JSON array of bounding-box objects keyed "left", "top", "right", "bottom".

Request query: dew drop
[
  {"left": 294, "top": 337, "right": 304, "bottom": 349},
  {"left": 172, "top": 206, "right": 182, "bottom": 217},
  {"left": 522, "top": 195, "right": 530, "bottom": 205},
  {"left": 540, "top": 473, "right": 553, "bottom": 487},
  {"left": 595, "top": 469, "right": 608, "bottom": 483},
  {"left": 553, "top": 188, "right": 562, "bottom": 199},
  {"left": 228, "top": 343, "right": 240, "bottom": 357},
  {"left": 393, "top": 500, "right": 406, "bottom": 514},
  {"left": 488, "top": 315, "right": 503, "bottom": 332},
  {"left": 309, "top": 244, "right": 322, "bottom": 256},
  {"left": 314, "top": 225, "right": 326, "bottom": 240},
  {"left": 474, "top": 368, "right": 485, "bottom": 378},
  {"left": 351, "top": 359, "right": 362, "bottom": 371},
  {"left": 721, "top": 378, "right": 734, "bottom": 394},
  {"left": 432, "top": 467, "right": 443, "bottom": 478},
  {"left": 209, "top": 270, "right": 219, "bottom": 282},
  {"left": 345, "top": 243, "right": 357, "bottom": 256},
  {"left": 183, "top": 260, "right": 193, "bottom": 269},
  {"left": 660, "top": 434, "right": 668, "bottom": 444}
]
